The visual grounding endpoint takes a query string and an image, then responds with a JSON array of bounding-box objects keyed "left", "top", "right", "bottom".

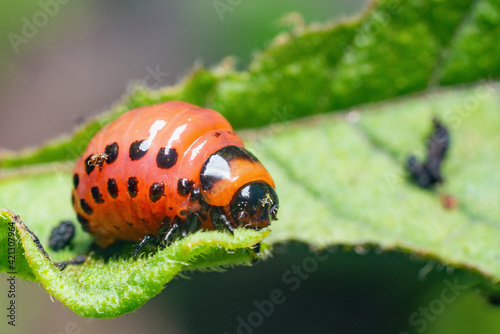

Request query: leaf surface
[{"left": 1, "top": 0, "right": 500, "bottom": 318}]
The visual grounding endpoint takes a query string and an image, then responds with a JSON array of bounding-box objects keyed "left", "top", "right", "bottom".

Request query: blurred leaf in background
[{"left": 0, "top": 0, "right": 365, "bottom": 150}]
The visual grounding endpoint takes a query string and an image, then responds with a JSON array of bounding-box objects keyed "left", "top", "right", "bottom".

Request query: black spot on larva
[
  {"left": 214, "top": 132, "right": 221, "bottom": 138},
  {"left": 104, "top": 142, "right": 119, "bottom": 164},
  {"left": 169, "top": 207, "right": 173, "bottom": 210},
  {"left": 113, "top": 225, "right": 120, "bottom": 230},
  {"left": 91, "top": 186, "right": 104, "bottom": 204},
  {"left": 76, "top": 214, "right": 90, "bottom": 232},
  {"left": 73, "top": 173, "right": 79, "bottom": 189},
  {"left": 199, "top": 172, "right": 217, "bottom": 191},
  {"left": 107, "top": 178, "right": 119, "bottom": 198},
  {"left": 129, "top": 140, "right": 148, "bottom": 161},
  {"left": 149, "top": 182, "right": 165, "bottom": 202},
  {"left": 126, "top": 221, "right": 133, "bottom": 226},
  {"left": 156, "top": 147, "right": 178, "bottom": 169},
  {"left": 85, "top": 155, "right": 95, "bottom": 175},
  {"left": 80, "top": 199, "right": 94, "bottom": 215},
  {"left": 180, "top": 210, "right": 187, "bottom": 216},
  {"left": 127, "top": 177, "right": 139, "bottom": 198},
  {"left": 190, "top": 187, "right": 202, "bottom": 201},
  {"left": 200, "top": 146, "right": 258, "bottom": 191},
  {"left": 177, "top": 178, "right": 194, "bottom": 196}
]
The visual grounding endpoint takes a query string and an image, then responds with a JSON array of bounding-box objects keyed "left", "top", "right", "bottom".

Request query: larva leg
[
  {"left": 210, "top": 207, "right": 234, "bottom": 235},
  {"left": 133, "top": 234, "right": 159, "bottom": 260},
  {"left": 161, "top": 221, "right": 182, "bottom": 246},
  {"left": 181, "top": 214, "right": 202, "bottom": 237}
]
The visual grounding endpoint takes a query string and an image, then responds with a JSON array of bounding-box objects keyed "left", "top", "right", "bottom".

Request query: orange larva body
[{"left": 72, "top": 101, "right": 278, "bottom": 248}]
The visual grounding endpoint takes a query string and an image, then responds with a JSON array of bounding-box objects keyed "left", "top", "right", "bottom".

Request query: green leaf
[
  {"left": 0, "top": 212, "right": 34, "bottom": 280},
  {"left": 426, "top": 292, "right": 500, "bottom": 333},
  {"left": 1, "top": 0, "right": 500, "bottom": 319},
  {"left": 0, "top": 209, "right": 267, "bottom": 318},
  {"left": 2, "top": 0, "right": 500, "bottom": 168},
  {"left": 259, "top": 82, "right": 500, "bottom": 282}
]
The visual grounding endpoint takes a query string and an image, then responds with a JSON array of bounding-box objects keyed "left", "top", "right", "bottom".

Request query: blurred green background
[
  {"left": 0, "top": 0, "right": 365, "bottom": 151},
  {"left": 3, "top": 1, "right": 500, "bottom": 333}
]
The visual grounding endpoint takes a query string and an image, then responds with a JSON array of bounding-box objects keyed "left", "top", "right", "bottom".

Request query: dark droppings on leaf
[
  {"left": 55, "top": 255, "right": 87, "bottom": 270},
  {"left": 406, "top": 118, "right": 450, "bottom": 189},
  {"left": 49, "top": 221, "right": 76, "bottom": 251},
  {"left": 13, "top": 215, "right": 51, "bottom": 260},
  {"left": 7, "top": 213, "right": 89, "bottom": 271}
]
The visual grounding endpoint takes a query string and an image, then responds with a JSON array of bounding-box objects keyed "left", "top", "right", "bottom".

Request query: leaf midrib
[{"left": 428, "top": 0, "right": 482, "bottom": 85}]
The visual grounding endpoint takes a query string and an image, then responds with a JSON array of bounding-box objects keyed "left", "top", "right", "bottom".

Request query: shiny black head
[{"left": 229, "top": 181, "right": 279, "bottom": 228}]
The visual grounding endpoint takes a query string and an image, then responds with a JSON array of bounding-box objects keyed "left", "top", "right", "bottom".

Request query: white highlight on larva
[
  {"left": 139, "top": 120, "right": 167, "bottom": 152},
  {"left": 167, "top": 124, "right": 188, "bottom": 148}
]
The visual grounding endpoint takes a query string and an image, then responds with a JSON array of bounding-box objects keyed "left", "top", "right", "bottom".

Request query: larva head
[
  {"left": 229, "top": 181, "right": 279, "bottom": 228},
  {"left": 200, "top": 146, "right": 279, "bottom": 228}
]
